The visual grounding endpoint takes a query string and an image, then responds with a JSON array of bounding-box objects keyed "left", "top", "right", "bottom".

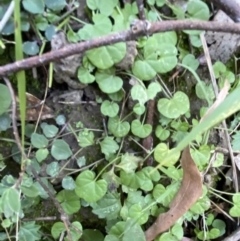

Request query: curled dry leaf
[
  {"left": 201, "top": 80, "right": 230, "bottom": 122},
  {"left": 16, "top": 93, "right": 54, "bottom": 121},
  {"left": 145, "top": 146, "right": 202, "bottom": 241}
]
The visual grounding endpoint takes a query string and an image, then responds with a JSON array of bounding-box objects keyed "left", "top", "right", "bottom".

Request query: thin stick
[
  {"left": 1, "top": 20, "right": 240, "bottom": 76},
  {"left": 200, "top": 33, "right": 239, "bottom": 192}
]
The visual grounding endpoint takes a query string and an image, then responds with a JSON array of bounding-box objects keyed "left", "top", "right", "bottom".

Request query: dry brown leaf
[
  {"left": 145, "top": 146, "right": 202, "bottom": 241},
  {"left": 15, "top": 93, "right": 54, "bottom": 121},
  {"left": 201, "top": 80, "right": 230, "bottom": 122}
]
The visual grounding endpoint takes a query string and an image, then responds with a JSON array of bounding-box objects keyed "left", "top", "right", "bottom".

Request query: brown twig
[
  {"left": 1, "top": 20, "right": 240, "bottom": 76},
  {"left": 142, "top": 80, "right": 155, "bottom": 166},
  {"left": 3, "top": 77, "right": 76, "bottom": 241},
  {"left": 136, "top": 0, "right": 146, "bottom": 20}
]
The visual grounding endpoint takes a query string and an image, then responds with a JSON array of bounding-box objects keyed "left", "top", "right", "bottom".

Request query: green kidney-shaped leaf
[
  {"left": 87, "top": 43, "right": 126, "bottom": 69},
  {"left": 187, "top": 0, "right": 210, "bottom": 20},
  {"left": 78, "top": 14, "right": 112, "bottom": 40},
  {"left": 182, "top": 54, "right": 199, "bottom": 71},
  {"left": 154, "top": 31, "right": 178, "bottom": 46},
  {"left": 96, "top": 73, "right": 123, "bottom": 94},
  {"left": 108, "top": 116, "right": 130, "bottom": 137},
  {"left": 155, "top": 125, "right": 170, "bottom": 141},
  {"left": 128, "top": 204, "right": 148, "bottom": 225},
  {"left": 147, "top": 82, "right": 162, "bottom": 99},
  {"left": 78, "top": 67, "right": 95, "bottom": 84},
  {"left": 75, "top": 170, "right": 108, "bottom": 202},
  {"left": 101, "top": 100, "right": 119, "bottom": 117},
  {"left": 154, "top": 143, "right": 180, "bottom": 166},
  {"left": 157, "top": 91, "right": 190, "bottom": 118},
  {"left": 157, "top": 44, "right": 178, "bottom": 73},
  {"left": 133, "top": 104, "right": 145, "bottom": 115},
  {"left": 131, "top": 120, "right": 152, "bottom": 138},
  {"left": 132, "top": 60, "right": 157, "bottom": 81},
  {"left": 99, "top": 0, "right": 118, "bottom": 16},
  {"left": 0, "top": 84, "right": 11, "bottom": 115},
  {"left": 56, "top": 190, "right": 80, "bottom": 215},
  {"left": 51, "top": 139, "right": 72, "bottom": 160},
  {"left": 131, "top": 84, "right": 148, "bottom": 105}
]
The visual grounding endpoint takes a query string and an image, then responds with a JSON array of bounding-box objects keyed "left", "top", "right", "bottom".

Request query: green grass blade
[{"left": 14, "top": 0, "right": 26, "bottom": 156}]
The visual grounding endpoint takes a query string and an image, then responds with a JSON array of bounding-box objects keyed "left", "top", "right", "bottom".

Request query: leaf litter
[{"left": 145, "top": 146, "right": 203, "bottom": 241}]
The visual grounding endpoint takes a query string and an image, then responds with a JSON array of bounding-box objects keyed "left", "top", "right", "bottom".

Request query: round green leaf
[
  {"left": 128, "top": 204, "right": 148, "bottom": 225},
  {"left": 22, "top": 0, "right": 45, "bottom": 14},
  {"left": 96, "top": 74, "right": 123, "bottom": 94},
  {"left": 108, "top": 90, "right": 124, "bottom": 101},
  {"left": 155, "top": 31, "right": 177, "bottom": 45},
  {"left": 78, "top": 67, "right": 95, "bottom": 84},
  {"left": 132, "top": 60, "right": 156, "bottom": 81},
  {"left": 23, "top": 41, "right": 39, "bottom": 55},
  {"left": 182, "top": 54, "right": 199, "bottom": 71},
  {"left": 108, "top": 116, "right": 130, "bottom": 138},
  {"left": 0, "top": 113, "right": 11, "bottom": 131},
  {"left": 31, "top": 133, "right": 49, "bottom": 148},
  {"left": 99, "top": 137, "right": 119, "bottom": 157},
  {"left": 187, "top": 0, "right": 210, "bottom": 20},
  {"left": 35, "top": 15, "right": 48, "bottom": 31},
  {"left": 51, "top": 222, "right": 65, "bottom": 239},
  {"left": 78, "top": 130, "right": 95, "bottom": 147},
  {"left": 101, "top": 100, "right": 119, "bottom": 117},
  {"left": 87, "top": 43, "right": 126, "bottom": 69},
  {"left": 41, "top": 123, "right": 58, "bottom": 138},
  {"left": 147, "top": 82, "right": 162, "bottom": 99},
  {"left": 157, "top": 44, "right": 178, "bottom": 73},
  {"left": 157, "top": 91, "right": 190, "bottom": 118},
  {"left": 131, "top": 119, "right": 152, "bottom": 138},
  {"left": 45, "top": 0, "right": 66, "bottom": 11},
  {"left": 36, "top": 148, "right": 49, "bottom": 162},
  {"left": 78, "top": 14, "right": 112, "bottom": 40},
  {"left": 99, "top": 0, "right": 118, "bottom": 16},
  {"left": 75, "top": 170, "right": 108, "bottom": 202},
  {"left": 21, "top": 184, "right": 39, "bottom": 198},
  {"left": 154, "top": 143, "right": 180, "bottom": 166},
  {"left": 0, "top": 84, "right": 11, "bottom": 115},
  {"left": 155, "top": 125, "right": 170, "bottom": 141},
  {"left": 45, "top": 24, "right": 56, "bottom": 41},
  {"left": 133, "top": 103, "right": 145, "bottom": 115},
  {"left": 51, "top": 139, "right": 72, "bottom": 160},
  {"left": 46, "top": 162, "right": 59, "bottom": 177},
  {"left": 62, "top": 176, "right": 76, "bottom": 190},
  {"left": 83, "top": 229, "right": 104, "bottom": 241},
  {"left": 131, "top": 85, "right": 148, "bottom": 105},
  {"left": 56, "top": 190, "right": 80, "bottom": 215},
  {"left": 1, "top": 188, "right": 21, "bottom": 217}
]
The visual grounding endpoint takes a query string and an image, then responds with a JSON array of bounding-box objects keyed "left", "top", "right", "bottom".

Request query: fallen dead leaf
[
  {"left": 145, "top": 146, "right": 202, "bottom": 241},
  {"left": 15, "top": 93, "right": 54, "bottom": 121},
  {"left": 201, "top": 80, "right": 230, "bottom": 122}
]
